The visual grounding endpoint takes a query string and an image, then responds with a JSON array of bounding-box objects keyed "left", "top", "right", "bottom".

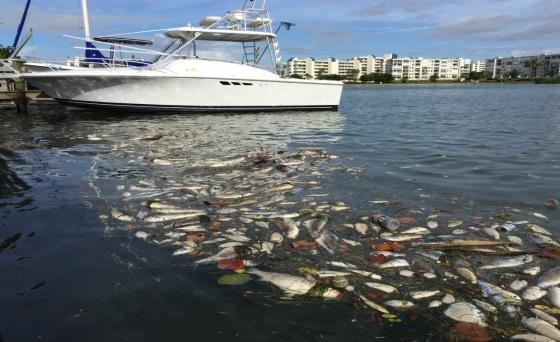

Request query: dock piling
[{"left": 12, "top": 60, "right": 28, "bottom": 114}]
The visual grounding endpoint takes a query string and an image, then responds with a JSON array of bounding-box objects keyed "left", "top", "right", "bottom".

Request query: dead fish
[
  {"left": 343, "top": 239, "right": 361, "bottom": 247},
  {"left": 194, "top": 247, "right": 236, "bottom": 264},
  {"left": 548, "top": 287, "right": 560, "bottom": 308},
  {"left": 444, "top": 302, "right": 487, "bottom": 327},
  {"left": 457, "top": 267, "right": 478, "bottom": 284},
  {"left": 531, "top": 234, "right": 560, "bottom": 247},
  {"left": 270, "top": 233, "right": 284, "bottom": 244},
  {"left": 247, "top": 268, "right": 316, "bottom": 296},
  {"left": 539, "top": 267, "right": 560, "bottom": 289},
  {"left": 531, "top": 308, "right": 559, "bottom": 326},
  {"left": 473, "top": 299, "right": 498, "bottom": 313},
  {"left": 410, "top": 290, "right": 440, "bottom": 299},
  {"left": 511, "top": 334, "right": 555, "bottom": 342},
  {"left": 401, "top": 227, "right": 430, "bottom": 235},
  {"left": 478, "top": 281, "right": 520, "bottom": 316},
  {"left": 358, "top": 294, "right": 390, "bottom": 314},
  {"left": 384, "top": 300, "right": 415, "bottom": 309},
  {"left": 111, "top": 209, "right": 136, "bottom": 223},
  {"left": 533, "top": 212, "right": 549, "bottom": 220},
  {"left": 225, "top": 233, "right": 251, "bottom": 243},
  {"left": 365, "top": 282, "right": 398, "bottom": 294},
  {"left": 448, "top": 220, "right": 463, "bottom": 228},
  {"left": 522, "top": 317, "right": 560, "bottom": 341},
  {"left": 442, "top": 294, "right": 456, "bottom": 304},
  {"left": 153, "top": 159, "right": 173, "bottom": 166},
  {"left": 427, "top": 221, "right": 439, "bottom": 229},
  {"left": 511, "top": 280, "right": 529, "bottom": 291},
  {"left": 378, "top": 259, "right": 410, "bottom": 269},
  {"left": 412, "top": 240, "right": 512, "bottom": 249},
  {"left": 209, "top": 157, "right": 246, "bottom": 168},
  {"left": 264, "top": 183, "right": 294, "bottom": 194},
  {"left": 482, "top": 228, "right": 500, "bottom": 240},
  {"left": 351, "top": 270, "right": 382, "bottom": 280},
  {"left": 355, "top": 223, "right": 368, "bottom": 235},
  {"left": 175, "top": 225, "right": 206, "bottom": 232},
  {"left": 327, "top": 261, "right": 357, "bottom": 269},
  {"left": 135, "top": 231, "right": 150, "bottom": 240},
  {"left": 144, "top": 212, "right": 205, "bottom": 223},
  {"left": 316, "top": 271, "right": 352, "bottom": 278},
  {"left": 148, "top": 202, "right": 178, "bottom": 210},
  {"left": 381, "top": 234, "right": 423, "bottom": 242},
  {"left": 523, "top": 286, "right": 548, "bottom": 301},
  {"left": 480, "top": 255, "right": 533, "bottom": 270},
  {"left": 527, "top": 224, "right": 552, "bottom": 236},
  {"left": 429, "top": 300, "right": 442, "bottom": 308},
  {"left": 304, "top": 218, "right": 327, "bottom": 239},
  {"left": 399, "top": 270, "right": 415, "bottom": 278},
  {"left": 173, "top": 246, "right": 195, "bottom": 256},
  {"left": 216, "top": 208, "right": 238, "bottom": 215}
]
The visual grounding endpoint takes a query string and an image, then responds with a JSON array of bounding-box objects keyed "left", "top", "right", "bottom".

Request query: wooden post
[{"left": 12, "top": 60, "right": 28, "bottom": 114}]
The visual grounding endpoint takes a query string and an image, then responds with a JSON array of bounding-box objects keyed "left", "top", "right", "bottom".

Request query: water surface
[{"left": 1, "top": 84, "right": 560, "bottom": 341}]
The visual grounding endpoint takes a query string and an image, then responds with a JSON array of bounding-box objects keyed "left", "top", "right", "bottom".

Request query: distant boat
[{"left": 24, "top": 0, "right": 343, "bottom": 112}]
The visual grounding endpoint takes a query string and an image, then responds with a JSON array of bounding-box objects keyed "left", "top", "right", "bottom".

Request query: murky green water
[{"left": 1, "top": 84, "right": 560, "bottom": 341}]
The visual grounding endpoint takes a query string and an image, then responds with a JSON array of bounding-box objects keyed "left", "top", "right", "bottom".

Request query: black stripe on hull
[{"left": 56, "top": 99, "right": 339, "bottom": 113}]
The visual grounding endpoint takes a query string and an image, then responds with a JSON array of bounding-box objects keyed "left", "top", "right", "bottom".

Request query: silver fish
[
  {"left": 539, "top": 267, "right": 560, "bottom": 289},
  {"left": 247, "top": 268, "right": 316, "bottom": 296},
  {"left": 480, "top": 255, "right": 533, "bottom": 270},
  {"left": 444, "top": 302, "right": 487, "bottom": 327},
  {"left": 522, "top": 317, "right": 560, "bottom": 341}
]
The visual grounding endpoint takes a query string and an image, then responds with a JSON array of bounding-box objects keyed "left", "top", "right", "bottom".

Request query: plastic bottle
[{"left": 373, "top": 214, "right": 400, "bottom": 232}]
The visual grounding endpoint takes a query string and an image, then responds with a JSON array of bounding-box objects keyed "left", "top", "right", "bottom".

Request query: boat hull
[{"left": 26, "top": 75, "right": 342, "bottom": 113}]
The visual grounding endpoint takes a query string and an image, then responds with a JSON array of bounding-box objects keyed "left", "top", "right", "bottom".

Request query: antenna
[
  {"left": 13, "top": 0, "right": 31, "bottom": 48},
  {"left": 81, "top": 0, "right": 92, "bottom": 42}
]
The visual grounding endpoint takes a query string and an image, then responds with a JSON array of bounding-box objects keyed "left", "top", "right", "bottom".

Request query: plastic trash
[{"left": 372, "top": 214, "right": 400, "bottom": 232}]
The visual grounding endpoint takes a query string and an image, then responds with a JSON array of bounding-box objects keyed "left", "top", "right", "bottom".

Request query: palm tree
[
  {"left": 0, "top": 44, "right": 13, "bottom": 59},
  {"left": 524, "top": 59, "right": 542, "bottom": 79}
]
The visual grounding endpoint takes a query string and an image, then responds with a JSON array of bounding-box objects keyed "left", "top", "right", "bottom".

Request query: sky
[{"left": 0, "top": 0, "right": 559, "bottom": 62}]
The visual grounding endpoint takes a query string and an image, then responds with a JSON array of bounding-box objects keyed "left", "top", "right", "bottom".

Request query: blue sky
[{"left": 1, "top": 0, "right": 559, "bottom": 61}]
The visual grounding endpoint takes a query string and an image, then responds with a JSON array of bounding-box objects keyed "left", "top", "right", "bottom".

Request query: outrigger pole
[{"left": 81, "top": 0, "right": 92, "bottom": 42}]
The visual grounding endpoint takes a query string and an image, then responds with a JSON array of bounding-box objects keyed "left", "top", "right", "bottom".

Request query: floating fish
[
  {"left": 539, "top": 267, "right": 560, "bottom": 289},
  {"left": 194, "top": 247, "right": 236, "bottom": 264},
  {"left": 522, "top": 317, "right": 560, "bottom": 341},
  {"left": 548, "top": 287, "right": 560, "bottom": 308},
  {"left": 365, "top": 282, "right": 398, "bottom": 294},
  {"left": 384, "top": 300, "right": 414, "bottom": 309},
  {"left": 511, "top": 334, "right": 555, "bottom": 342},
  {"left": 111, "top": 208, "right": 136, "bottom": 223},
  {"left": 378, "top": 259, "right": 410, "bottom": 269},
  {"left": 531, "top": 308, "right": 559, "bottom": 326},
  {"left": 358, "top": 294, "right": 389, "bottom": 314},
  {"left": 247, "top": 268, "right": 316, "bottom": 296},
  {"left": 523, "top": 286, "right": 548, "bottom": 301},
  {"left": 410, "top": 290, "right": 440, "bottom": 300},
  {"left": 444, "top": 302, "right": 487, "bottom": 327},
  {"left": 480, "top": 255, "right": 533, "bottom": 270},
  {"left": 457, "top": 267, "right": 477, "bottom": 284},
  {"left": 350, "top": 270, "right": 382, "bottom": 280}
]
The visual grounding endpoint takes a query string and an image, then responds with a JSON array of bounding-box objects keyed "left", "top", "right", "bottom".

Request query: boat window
[
  {"left": 231, "top": 82, "right": 241, "bottom": 85},
  {"left": 242, "top": 83, "right": 253, "bottom": 86},
  {"left": 220, "top": 81, "right": 231, "bottom": 85}
]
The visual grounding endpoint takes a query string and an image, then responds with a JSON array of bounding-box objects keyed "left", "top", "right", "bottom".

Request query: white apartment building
[
  {"left": 470, "top": 61, "right": 486, "bottom": 73},
  {"left": 284, "top": 54, "right": 482, "bottom": 81},
  {"left": 486, "top": 54, "right": 560, "bottom": 79},
  {"left": 283, "top": 54, "right": 395, "bottom": 79},
  {"left": 390, "top": 57, "right": 471, "bottom": 81}
]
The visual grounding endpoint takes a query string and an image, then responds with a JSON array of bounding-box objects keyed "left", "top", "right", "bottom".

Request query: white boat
[{"left": 24, "top": 0, "right": 343, "bottom": 112}]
